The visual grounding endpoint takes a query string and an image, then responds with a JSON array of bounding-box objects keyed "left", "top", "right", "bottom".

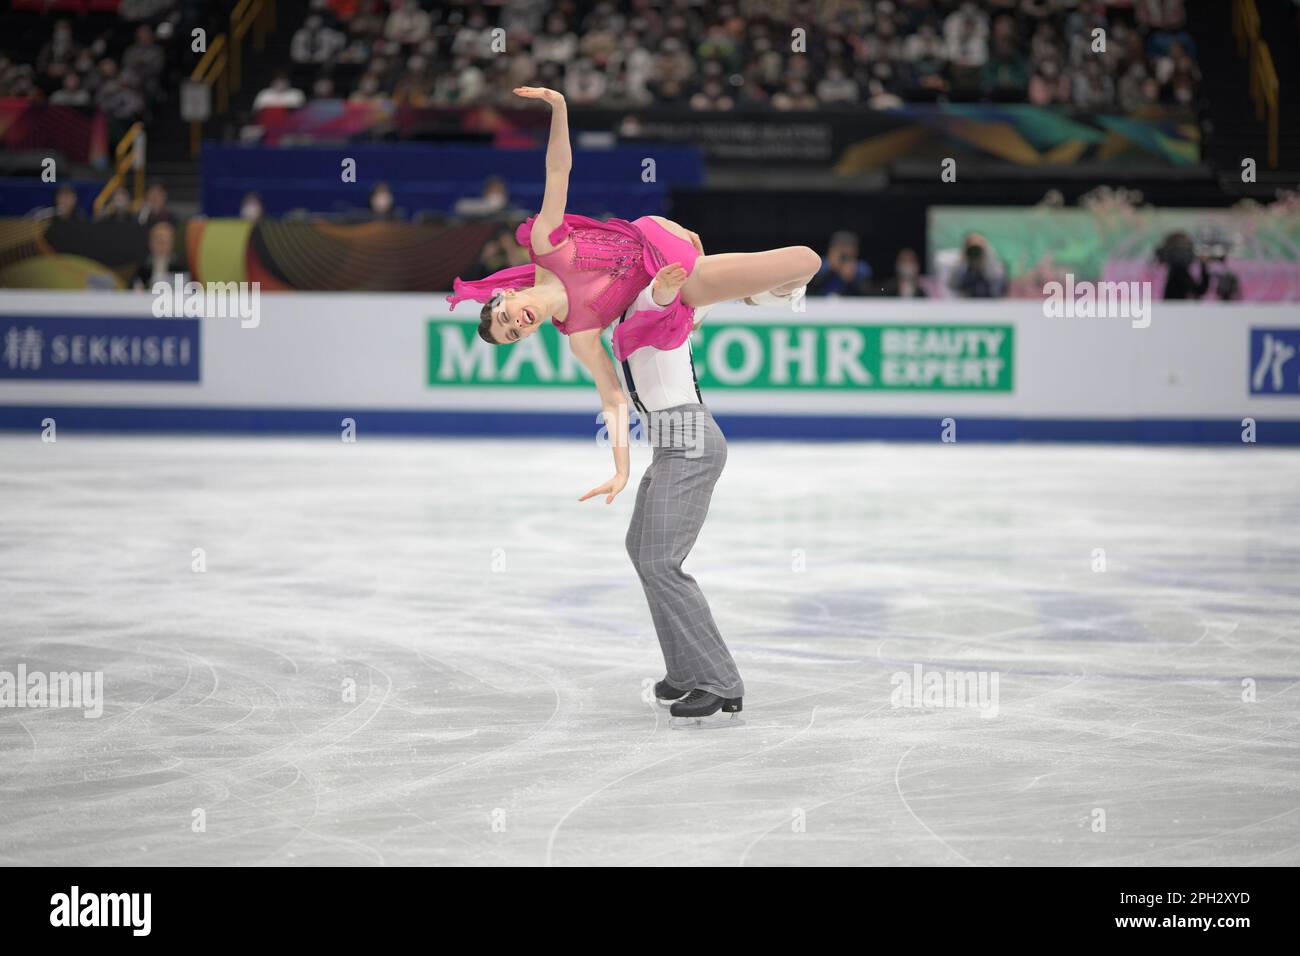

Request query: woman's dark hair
[{"left": 477, "top": 294, "right": 502, "bottom": 345}]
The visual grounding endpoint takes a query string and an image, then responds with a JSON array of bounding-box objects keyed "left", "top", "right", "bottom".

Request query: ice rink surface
[{"left": 1, "top": 433, "right": 1297, "bottom": 866}]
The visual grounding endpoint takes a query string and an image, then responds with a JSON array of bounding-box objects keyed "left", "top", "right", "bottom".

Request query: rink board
[{"left": 1, "top": 290, "right": 1298, "bottom": 442}]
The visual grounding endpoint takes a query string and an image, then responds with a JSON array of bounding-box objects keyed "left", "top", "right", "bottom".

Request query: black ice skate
[
  {"left": 669, "top": 689, "right": 743, "bottom": 723},
  {"left": 655, "top": 679, "right": 690, "bottom": 705}
]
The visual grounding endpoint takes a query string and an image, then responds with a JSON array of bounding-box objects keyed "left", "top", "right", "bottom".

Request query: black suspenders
[
  {"left": 687, "top": 344, "right": 703, "bottom": 404},
  {"left": 620, "top": 351, "right": 648, "bottom": 417},
  {"left": 615, "top": 316, "right": 702, "bottom": 416}
]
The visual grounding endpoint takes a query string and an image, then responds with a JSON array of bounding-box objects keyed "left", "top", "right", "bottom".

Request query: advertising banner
[
  {"left": 0, "top": 292, "right": 1297, "bottom": 442},
  {"left": 0, "top": 315, "right": 199, "bottom": 382},
  {"left": 1249, "top": 328, "right": 1300, "bottom": 396},
  {"left": 428, "top": 320, "right": 1013, "bottom": 392}
]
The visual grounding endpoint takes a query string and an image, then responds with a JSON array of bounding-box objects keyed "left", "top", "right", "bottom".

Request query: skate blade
[{"left": 669, "top": 712, "right": 744, "bottom": 730}]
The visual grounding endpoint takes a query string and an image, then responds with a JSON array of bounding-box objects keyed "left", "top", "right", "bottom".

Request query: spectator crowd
[
  {"left": 1, "top": 0, "right": 1205, "bottom": 156},
  {"left": 5, "top": 0, "right": 1213, "bottom": 301},
  {"left": 262, "top": 0, "right": 1201, "bottom": 114},
  {"left": 0, "top": 1, "right": 182, "bottom": 145},
  {"left": 1, "top": 1, "right": 1203, "bottom": 157}
]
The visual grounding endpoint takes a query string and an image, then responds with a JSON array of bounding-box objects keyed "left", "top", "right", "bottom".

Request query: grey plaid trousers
[{"left": 625, "top": 404, "right": 744, "bottom": 698}]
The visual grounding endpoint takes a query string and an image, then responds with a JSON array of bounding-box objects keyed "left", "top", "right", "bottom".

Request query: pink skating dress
[{"left": 447, "top": 213, "right": 701, "bottom": 361}]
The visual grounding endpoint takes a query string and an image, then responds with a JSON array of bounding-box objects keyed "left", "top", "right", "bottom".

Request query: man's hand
[
  {"left": 652, "top": 262, "right": 689, "bottom": 306},
  {"left": 579, "top": 473, "right": 629, "bottom": 505}
]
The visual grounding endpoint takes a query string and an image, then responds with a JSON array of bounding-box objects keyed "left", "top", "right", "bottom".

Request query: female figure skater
[{"left": 448, "top": 86, "right": 820, "bottom": 509}]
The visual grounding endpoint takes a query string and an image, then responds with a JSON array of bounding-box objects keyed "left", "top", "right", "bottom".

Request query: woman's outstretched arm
[
  {"left": 514, "top": 86, "right": 570, "bottom": 255},
  {"left": 569, "top": 329, "right": 630, "bottom": 505},
  {"left": 569, "top": 264, "right": 691, "bottom": 503}
]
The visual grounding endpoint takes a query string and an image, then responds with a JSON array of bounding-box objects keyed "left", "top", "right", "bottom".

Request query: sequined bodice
[{"left": 530, "top": 218, "right": 654, "bottom": 335}]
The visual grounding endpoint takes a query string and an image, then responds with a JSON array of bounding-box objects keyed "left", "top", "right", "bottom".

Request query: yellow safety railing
[
  {"left": 230, "top": 0, "right": 275, "bottom": 94},
  {"left": 92, "top": 121, "right": 146, "bottom": 216},
  {"left": 1232, "top": 0, "right": 1279, "bottom": 168},
  {"left": 1232, "top": 0, "right": 1260, "bottom": 56},
  {"left": 189, "top": 0, "right": 276, "bottom": 158}
]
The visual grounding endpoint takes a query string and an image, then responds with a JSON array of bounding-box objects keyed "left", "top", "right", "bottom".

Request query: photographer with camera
[
  {"left": 949, "top": 232, "right": 1007, "bottom": 298},
  {"left": 1197, "top": 233, "right": 1242, "bottom": 302},
  {"left": 807, "top": 231, "right": 874, "bottom": 297},
  {"left": 1155, "top": 230, "right": 1212, "bottom": 300}
]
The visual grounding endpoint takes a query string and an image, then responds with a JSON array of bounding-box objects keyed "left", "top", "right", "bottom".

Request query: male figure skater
[{"left": 602, "top": 261, "right": 804, "bottom": 721}]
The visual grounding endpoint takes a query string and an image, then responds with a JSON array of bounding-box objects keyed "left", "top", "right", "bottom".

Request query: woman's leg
[
  {"left": 645, "top": 216, "right": 694, "bottom": 245},
  {"left": 680, "top": 247, "right": 821, "bottom": 309}
]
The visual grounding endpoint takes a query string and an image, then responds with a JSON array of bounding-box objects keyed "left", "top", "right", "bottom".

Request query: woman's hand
[
  {"left": 652, "top": 262, "right": 689, "bottom": 306},
  {"left": 514, "top": 86, "right": 565, "bottom": 108},
  {"left": 579, "top": 473, "right": 629, "bottom": 505}
]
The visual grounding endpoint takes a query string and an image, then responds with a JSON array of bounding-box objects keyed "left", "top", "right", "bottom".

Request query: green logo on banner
[{"left": 427, "top": 320, "right": 1013, "bottom": 391}]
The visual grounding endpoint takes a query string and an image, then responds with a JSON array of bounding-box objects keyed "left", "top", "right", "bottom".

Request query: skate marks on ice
[{"left": 0, "top": 437, "right": 1298, "bottom": 865}]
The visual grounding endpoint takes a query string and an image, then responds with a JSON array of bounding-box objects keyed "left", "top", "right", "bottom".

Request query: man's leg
[
  {"left": 629, "top": 414, "right": 742, "bottom": 699},
  {"left": 627, "top": 465, "right": 695, "bottom": 691}
]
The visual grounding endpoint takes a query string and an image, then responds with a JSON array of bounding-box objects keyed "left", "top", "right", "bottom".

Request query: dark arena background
[{"left": 0, "top": 0, "right": 1297, "bottom": 924}]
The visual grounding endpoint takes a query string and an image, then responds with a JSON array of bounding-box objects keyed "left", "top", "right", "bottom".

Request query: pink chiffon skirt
[{"left": 613, "top": 216, "right": 702, "bottom": 361}]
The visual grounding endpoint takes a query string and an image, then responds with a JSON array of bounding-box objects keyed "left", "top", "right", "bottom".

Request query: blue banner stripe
[{"left": 2, "top": 405, "right": 1297, "bottom": 444}]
